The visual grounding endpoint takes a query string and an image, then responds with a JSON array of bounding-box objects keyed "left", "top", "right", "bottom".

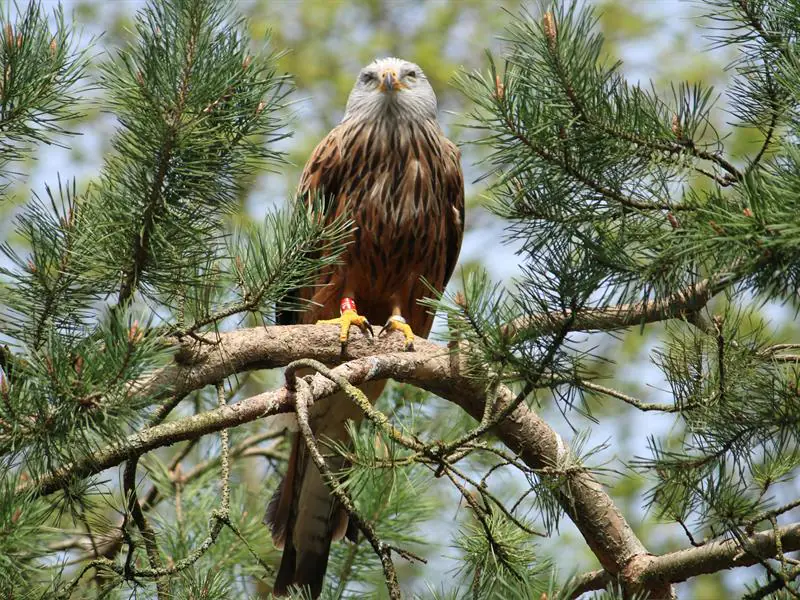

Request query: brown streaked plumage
[{"left": 267, "top": 57, "right": 464, "bottom": 598}]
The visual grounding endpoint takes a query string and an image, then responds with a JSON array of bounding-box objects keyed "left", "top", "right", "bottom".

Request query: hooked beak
[{"left": 379, "top": 69, "right": 400, "bottom": 92}]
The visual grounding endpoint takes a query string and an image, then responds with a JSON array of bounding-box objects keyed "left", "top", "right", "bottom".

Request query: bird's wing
[
  {"left": 276, "top": 125, "right": 347, "bottom": 326},
  {"left": 441, "top": 137, "right": 465, "bottom": 286}
]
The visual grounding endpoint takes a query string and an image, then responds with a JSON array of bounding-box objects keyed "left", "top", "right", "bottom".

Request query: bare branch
[
  {"left": 507, "top": 273, "right": 733, "bottom": 337},
  {"left": 570, "top": 522, "right": 800, "bottom": 597},
  {"left": 579, "top": 380, "right": 680, "bottom": 412}
]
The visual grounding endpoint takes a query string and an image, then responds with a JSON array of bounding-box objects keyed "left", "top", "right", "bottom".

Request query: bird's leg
[
  {"left": 378, "top": 307, "right": 415, "bottom": 351},
  {"left": 317, "top": 297, "right": 373, "bottom": 355}
]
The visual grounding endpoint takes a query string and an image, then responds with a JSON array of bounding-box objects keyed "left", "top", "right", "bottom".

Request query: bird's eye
[
  {"left": 360, "top": 72, "right": 376, "bottom": 84},
  {"left": 406, "top": 70, "right": 417, "bottom": 79}
]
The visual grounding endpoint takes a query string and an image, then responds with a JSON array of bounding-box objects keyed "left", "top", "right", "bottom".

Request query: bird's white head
[{"left": 342, "top": 57, "right": 438, "bottom": 123}]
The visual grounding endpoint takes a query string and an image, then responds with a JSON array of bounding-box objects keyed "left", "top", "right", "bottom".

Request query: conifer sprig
[
  {"left": 448, "top": 2, "right": 800, "bottom": 596},
  {"left": 81, "top": 0, "right": 291, "bottom": 306},
  {"left": 0, "top": 1, "right": 90, "bottom": 184}
]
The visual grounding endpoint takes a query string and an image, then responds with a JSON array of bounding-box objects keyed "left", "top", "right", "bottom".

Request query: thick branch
[
  {"left": 509, "top": 274, "right": 730, "bottom": 335},
  {"left": 134, "top": 277, "right": 728, "bottom": 408},
  {"left": 571, "top": 522, "right": 800, "bottom": 597}
]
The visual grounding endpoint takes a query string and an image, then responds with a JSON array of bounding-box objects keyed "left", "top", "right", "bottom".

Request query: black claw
[
  {"left": 405, "top": 341, "right": 415, "bottom": 352},
  {"left": 340, "top": 342, "right": 347, "bottom": 358},
  {"left": 378, "top": 317, "right": 399, "bottom": 338},
  {"left": 364, "top": 321, "right": 374, "bottom": 338}
]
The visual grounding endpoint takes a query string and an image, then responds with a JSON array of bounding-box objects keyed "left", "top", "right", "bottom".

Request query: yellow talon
[
  {"left": 379, "top": 315, "right": 415, "bottom": 351},
  {"left": 317, "top": 309, "right": 373, "bottom": 353}
]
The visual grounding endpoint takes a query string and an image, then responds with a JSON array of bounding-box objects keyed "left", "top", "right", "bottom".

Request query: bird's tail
[
  {"left": 265, "top": 381, "right": 386, "bottom": 598},
  {"left": 269, "top": 435, "right": 348, "bottom": 597}
]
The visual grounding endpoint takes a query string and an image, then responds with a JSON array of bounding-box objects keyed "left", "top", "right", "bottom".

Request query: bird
[{"left": 266, "top": 57, "right": 464, "bottom": 598}]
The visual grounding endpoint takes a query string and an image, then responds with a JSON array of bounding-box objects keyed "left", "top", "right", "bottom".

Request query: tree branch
[
  {"left": 288, "top": 365, "right": 402, "bottom": 600},
  {"left": 21, "top": 325, "right": 656, "bottom": 590},
  {"left": 507, "top": 272, "right": 732, "bottom": 336},
  {"left": 579, "top": 380, "right": 680, "bottom": 412},
  {"left": 570, "top": 522, "right": 800, "bottom": 597},
  {"left": 122, "top": 455, "right": 169, "bottom": 596},
  {"left": 537, "top": 9, "right": 742, "bottom": 190}
]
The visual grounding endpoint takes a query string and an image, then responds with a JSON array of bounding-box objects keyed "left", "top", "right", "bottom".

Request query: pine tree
[{"left": 1, "top": 0, "right": 799, "bottom": 599}]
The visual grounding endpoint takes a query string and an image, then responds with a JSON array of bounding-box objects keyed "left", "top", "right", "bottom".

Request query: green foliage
[
  {"left": 324, "top": 418, "right": 437, "bottom": 598},
  {"left": 226, "top": 196, "right": 353, "bottom": 326},
  {"left": 0, "top": 178, "right": 96, "bottom": 347},
  {"left": 641, "top": 313, "right": 800, "bottom": 529},
  {"left": 0, "top": 478, "right": 53, "bottom": 589},
  {"left": 80, "top": 0, "right": 291, "bottom": 305},
  {"left": 453, "top": 511, "right": 545, "bottom": 598},
  {"left": 438, "top": 0, "right": 800, "bottom": 596},
  {"left": 0, "top": 1, "right": 90, "bottom": 187},
  {"left": 458, "top": 6, "right": 721, "bottom": 304},
  {"left": 1, "top": 308, "right": 169, "bottom": 480}
]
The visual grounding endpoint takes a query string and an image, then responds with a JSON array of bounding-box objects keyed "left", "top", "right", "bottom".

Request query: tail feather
[
  {"left": 265, "top": 434, "right": 302, "bottom": 550},
  {"left": 269, "top": 438, "right": 339, "bottom": 598},
  {"left": 295, "top": 547, "right": 333, "bottom": 599},
  {"left": 273, "top": 535, "right": 297, "bottom": 596}
]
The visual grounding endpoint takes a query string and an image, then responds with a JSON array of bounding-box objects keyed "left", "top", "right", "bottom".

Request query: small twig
[
  {"left": 746, "top": 91, "right": 778, "bottom": 177},
  {"left": 676, "top": 516, "right": 705, "bottom": 548},
  {"left": 445, "top": 460, "right": 545, "bottom": 537},
  {"left": 57, "top": 558, "right": 120, "bottom": 600},
  {"left": 580, "top": 380, "right": 680, "bottom": 412},
  {"left": 746, "top": 498, "right": 800, "bottom": 531},
  {"left": 387, "top": 545, "right": 427, "bottom": 565},
  {"left": 761, "top": 344, "right": 800, "bottom": 355},
  {"left": 286, "top": 358, "right": 545, "bottom": 540},
  {"left": 694, "top": 165, "right": 737, "bottom": 187},
  {"left": 239, "top": 446, "right": 287, "bottom": 461},
  {"left": 746, "top": 560, "right": 800, "bottom": 600},
  {"left": 772, "top": 516, "right": 787, "bottom": 579},
  {"left": 225, "top": 519, "right": 274, "bottom": 574},
  {"left": 128, "top": 383, "right": 232, "bottom": 579},
  {"left": 75, "top": 503, "right": 100, "bottom": 558},
  {"left": 288, "top": 373, "right": 402, "bottom": 600},
  {"left": 442, "top": 466, "right": 526, "bottom": 584},
  {"left": 334, "top": 541, "right": 362, "bottom": 598},
  {"left": 174, "top": 463, "right": 185, "bottom": 538},
  {"left": 509, "top": 487, "right": 537, "bottom": 516},
  {"left": 122, "top": 456, "right": 169, "bottom": 597},
  {"left": 79, "top": 382, "right": 236, "bottom": 591},
  {"left": 742, "top": 569, "right": 800, "bottom": 600},
  {"left": 472, "top": 561, "right": 484, "bottom": 600},
  {"left": 215, "top": 383, "right": 231, "bottom": 514},
  {"left": 769, "top": 355, "right": 800, "bottom": 364},
  {"left": 284, "top": 359, "right": 425, "bottom": 454},
  {"left": 714, "top": 316, "right": 726, "bottom": 404},
  {"left": 439, "top": 309, "right": 575, "bottom": 456}
]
